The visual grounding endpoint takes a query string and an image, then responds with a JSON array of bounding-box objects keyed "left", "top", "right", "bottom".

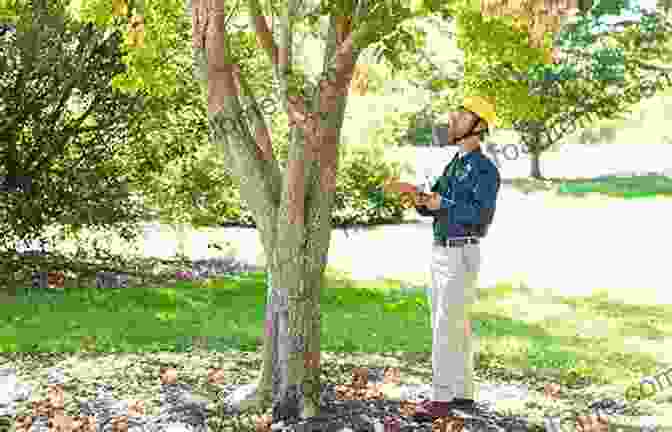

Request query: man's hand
[
  {"left": 425, "top": 192, "right": 442, "bottom": 210},
  {"left": 416, "top": 192, "right": 441, "bottom": 210},
  {"left": 414, "top": 192, "right": 430, "bottom": 207}
]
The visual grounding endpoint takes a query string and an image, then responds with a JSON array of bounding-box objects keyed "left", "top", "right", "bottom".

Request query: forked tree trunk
[
  {"left": 201, "top": 119, "right": 331, "bottom": 422},
  {"left": 189, "top": 0, "right": 356, "bottom": 421},
  {"left": 252, "top": 123, "right": 339, "bottom": 421}
]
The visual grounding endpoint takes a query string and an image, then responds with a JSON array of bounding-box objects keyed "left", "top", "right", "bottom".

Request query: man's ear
[{"left": 478, "top": 121, "right": 489, "bottom": 140}]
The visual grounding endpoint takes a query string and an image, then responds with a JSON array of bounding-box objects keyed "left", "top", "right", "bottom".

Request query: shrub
[
  {"left": 331, "top": 145, "right": 406, "bottom": 227},
  {"left": 143, "top": 138, "right": 408, "bottom": 229}
]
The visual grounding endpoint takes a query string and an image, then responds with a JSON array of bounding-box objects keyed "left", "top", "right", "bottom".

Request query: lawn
[
  {"left": 3, "top": 269, "right": 672, "bottom": 429},
  {"left": 3, "top": 270, "right": 671, "bottom": 388},
  {"left": 506, "top": 173, "right": 672, "bottom": 198}
]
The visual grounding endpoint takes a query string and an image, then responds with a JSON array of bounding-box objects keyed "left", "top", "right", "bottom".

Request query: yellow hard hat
[{"left": 462, "top": 96, "right": 497, "bottom": 129}]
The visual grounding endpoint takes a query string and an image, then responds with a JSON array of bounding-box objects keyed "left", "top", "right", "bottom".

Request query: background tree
[
  {"left": 658, "top": 0, "right": 672, "bottom": 14},
  {"left": 520, "top": 2, "right": 672, "bottom": 177},
  {"left": 0, "top": 0, "right": 208, "bottom": 302},
  {"left": 0, "top": 1, "right": 154, "bottom": 295},
  {"left": 370, "top": 0, "right": 671, "bottom": 178},
  {"left": 452, "top": 0, "right": 672, "bottom": 177}
]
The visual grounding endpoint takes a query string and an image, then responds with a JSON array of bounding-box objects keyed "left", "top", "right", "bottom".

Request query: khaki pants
[{"left": 428, "top": 242, "right": 480, "bottom": 401}]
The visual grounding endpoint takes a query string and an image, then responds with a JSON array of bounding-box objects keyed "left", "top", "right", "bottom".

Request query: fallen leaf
[
  {"left": 74, "top": 416, "right": 96, "bottom": 432},
  {"left": 544, "top": 382, "right": 561, "bottom": 399},
  {"left": 111, "top": 415, "right": 128, "bottom": 432},
  {"left": 399, "top": 400, "right": 417, "bottom": 417},
  {"left": 207, "top": 368, "right": 226, "bottom": 385},
  {"left": 159, "top": 367, "right": 178, "bottom": 385},
  {"left": 254, "top": 414, "right": 272, "bottom": 432},
  {"left": 48, "top": 272, "right": 65, "bottom": 289},
  {"left": 352, "top": 367, "right": 368, "bottom": 389},
  {"left": 128, "top": 399, "right": 145, "bottom": 417},
  {"left": 48, "top": 384, "right": 65, "bottom": 409},
  {"left": 433, "top": 415, "right": 465, "bottom": 432},
  {"left": 48, "top": 410, "right": 74, "bottom": 432},
  {"left": 32, "top": 399, "right": 51, "bottom": 417},
  {"left": 16, "top": 415, "right": 33, "bottom": 431},
  {"left": 383, "top": 367, "right": 401, "bottom": 385},
  {"left": 576, "top": 414, "right": 609, "bottom": 432},
  {"left": 304, "top": 351, "right": 320, "bottom": 370}
]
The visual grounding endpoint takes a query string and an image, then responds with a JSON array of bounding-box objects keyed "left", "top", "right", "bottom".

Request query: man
[{"left": 413, "top": 95, "right": 501, "bottom": 420}]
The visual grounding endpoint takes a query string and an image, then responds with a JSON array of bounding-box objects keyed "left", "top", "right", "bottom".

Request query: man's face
[{"left": 446, "top": 110, "right": 483, "bottom": 146}]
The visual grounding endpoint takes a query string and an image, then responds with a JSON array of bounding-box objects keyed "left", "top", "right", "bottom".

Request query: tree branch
[
  {"left": 231, "top": 65, "right": 283, "bottom": 203},
  {"left": 247, "top": 0, "right": 319, "bottom": 150},
  {"left": 248, "top": 0, "right": 279, "bottom": 65},
  {"left": 44, "top": 24, "right": 96, "bottom": 129},
  {"left": 277, "top": 4, "right": 292, "bottom": 120},
  {"left": 304, "top": 11, "right": 363, "bottom": 213},
  {"left": 276, "top": 0, "right": 311, "bottom": 229},
  {"left": 190, "top": 0, "right": 280, "bottom": 240},
  {"left": 230, "top": 67, "right": 274, "bottom": 161},
  {"left": 28, "top": 91, "right": 140, "bottom": 177}
]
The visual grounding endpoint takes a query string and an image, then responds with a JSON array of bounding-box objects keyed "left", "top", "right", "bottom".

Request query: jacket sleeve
[{"left": 445, "top": 160, "right": 500, "bottom": 226}]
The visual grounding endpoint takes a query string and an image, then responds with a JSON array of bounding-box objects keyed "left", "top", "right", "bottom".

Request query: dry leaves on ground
[
  {"left": 576, "top": 414, "right": 609, "bottom": 432},
  {"left": 11, "top": 367, "right": 207, "bottom": 432},
  {"left": 544, "top": 382, "right": 562, "bottom": 400},
  {"left": 7, "top": 360, "right": 613, "bottom": 432}
]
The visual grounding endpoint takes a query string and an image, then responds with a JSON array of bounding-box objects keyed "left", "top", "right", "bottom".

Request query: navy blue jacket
[{"left": 416, "top": 147, "right": 500, "bottom": 240}]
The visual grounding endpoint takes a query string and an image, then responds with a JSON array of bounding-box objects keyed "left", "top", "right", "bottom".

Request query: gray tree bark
[
  {"left": 522, "top": 129, "right": 545, "bottom": 179},
  {"left": 189, "top": 0, "right": 359, "bottom": 422},
  {"left": 254, "top": 13, "right": 355, "bottom": 421},
  {"left": 529, "top": 153, "right": 543, "bottom": 179}
]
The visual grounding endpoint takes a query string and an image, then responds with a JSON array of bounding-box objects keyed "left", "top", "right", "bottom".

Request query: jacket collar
[{"left": 459, "top": 146, "right": 482, "bottom": 161}]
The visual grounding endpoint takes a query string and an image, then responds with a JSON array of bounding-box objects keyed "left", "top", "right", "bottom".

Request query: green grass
[
  {"left": 506, "top": 174, "right": 672, "bottom": 198},
  {"left": 3, "top": 271, "right": 672, "bottom": 391}
]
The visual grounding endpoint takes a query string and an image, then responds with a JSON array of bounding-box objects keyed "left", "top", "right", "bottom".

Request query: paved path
[{"left": 131, "top": 184, "right": 672, "bottom": 305}]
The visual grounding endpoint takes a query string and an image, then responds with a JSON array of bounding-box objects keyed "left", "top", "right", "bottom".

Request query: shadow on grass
[
  {"left": 559, "top": 290, "right": 672, "bottom": 322},
  {"left": 3, "top": 270, "right": 671, "bottom": 389}
]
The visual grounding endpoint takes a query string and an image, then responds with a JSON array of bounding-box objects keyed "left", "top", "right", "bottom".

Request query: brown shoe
[{"left": 413, "top": 400, "right": 453, "bottom": 421}]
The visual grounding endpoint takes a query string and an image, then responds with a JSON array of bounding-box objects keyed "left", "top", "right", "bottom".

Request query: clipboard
[{"left": 382, "top": 180, "right": 433, "bottom": 207}]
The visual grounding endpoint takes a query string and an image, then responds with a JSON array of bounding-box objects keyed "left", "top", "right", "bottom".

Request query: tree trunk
[
  {"left": 530, "top": 153, "right": 543, "bottom": 179},
  {"left": 253, "top": 123, "right": 338, "bottom": 422},
  {"left": 0, "top": 237, "right": 20, "bottom": 304},
  {"left": 0, "top": 280, "right": 18, "bottom": 305},
  {"left": 189, "top": 0, "right": 355, "bottom": 422},
  {"left": 176, "top": 222, "right": 189, "bottom": 258},
  {"left": 255, "top": 239, "right": 328, "bottom": 421}
]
